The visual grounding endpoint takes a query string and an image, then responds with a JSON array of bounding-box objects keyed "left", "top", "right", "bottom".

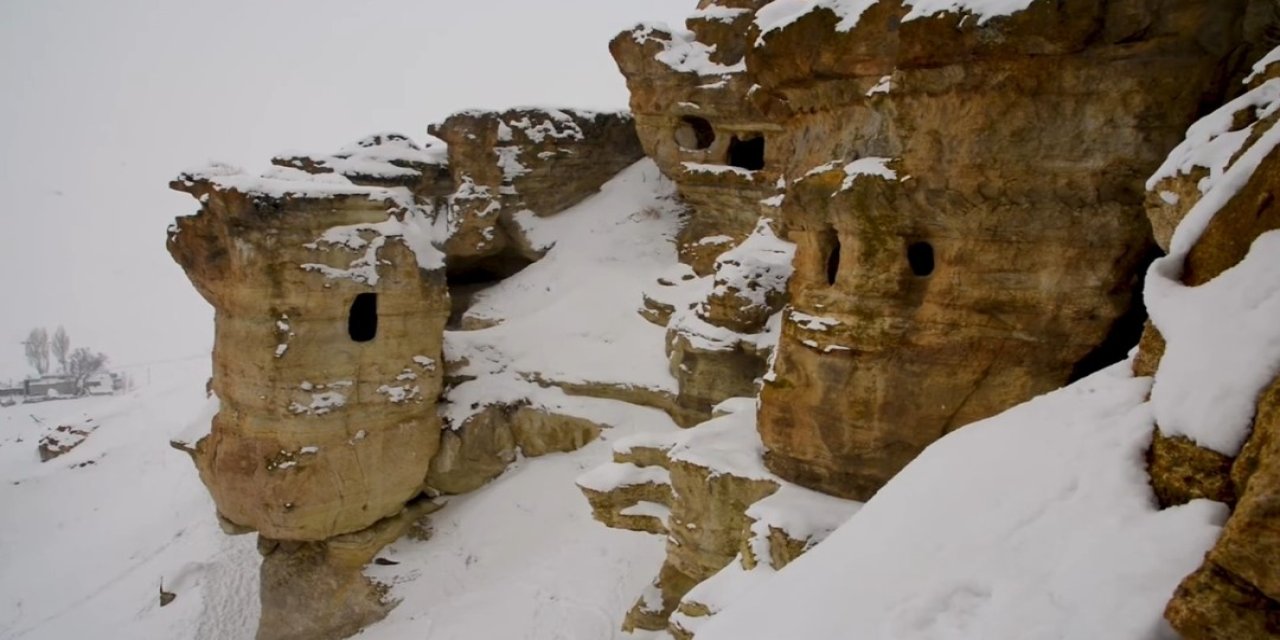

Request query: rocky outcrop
[
  {"left": 37, "top": 419, "right": 95, "bottom": 462},
  {"left": 169, "top": 147, "right": 450, "bottom": 543},
  {"left": 428, "top": 108, "right": 644, "bottom": 278},
  {"left": 168, "top": 111, "right": 647, "bottom": 639},
  {"left": 577, "top": 398, "right": 858, "bottom": 635},
  {"left": 1139, "top": 47, "right": 1280, "bottom": 640},
  {"left": 613, "top": 0, "right": 1249, "bottom": 500}
]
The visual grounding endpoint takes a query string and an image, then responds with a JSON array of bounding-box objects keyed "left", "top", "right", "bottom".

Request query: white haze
[{"left": 0, "top": 0, "right": 692, "bottom": 382}]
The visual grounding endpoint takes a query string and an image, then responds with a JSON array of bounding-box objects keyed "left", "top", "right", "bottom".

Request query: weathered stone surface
[
  {"left": 742, "top": 0, "right": 1243, "bottom": 500},
  {"left": 428, "top": 108, "right": 644, "bottom": 275},
  {"left": 578, "top": 400, "right": 856, "bottom": 636},
  {"left": 256, "top": 498, "right": 440, "bottom": 640},
  {"left": 169, "top": 165, "right": 449, "bottom": 542},
  {"left": 426, "top": 402, "right": 603, "bottom": 495}
]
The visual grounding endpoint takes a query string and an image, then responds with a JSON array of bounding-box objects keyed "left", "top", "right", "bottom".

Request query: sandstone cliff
[{"left": 168, "top": 109, "right": 651, "bottom": 639}]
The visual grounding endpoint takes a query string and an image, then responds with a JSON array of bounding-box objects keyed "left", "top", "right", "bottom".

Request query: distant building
[
  {"left": 23, "top": 375, "right": 77, "bottom": 401},
  {"left": 0, "top": 385, "right": 23, "bottom": 406},
  {"left": 85, "top": 373, "right": 116, "bottom": 395}
]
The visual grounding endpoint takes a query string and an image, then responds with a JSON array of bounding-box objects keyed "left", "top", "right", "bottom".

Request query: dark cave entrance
[
  {"left": 348, "top": 293, "right": 378, "bottom": 342},
  {"left": 1067, "top": 247, "right": 1162, "bottom": 383},
  {"left": 826, "top": 237, "right": 842, "bottom": 286},
  {"left": 675, "top": 116, "right": 715, "bottom": 150},
  {"left": 727, "top": 135, "right": 765, "bottom": 171},
  {"left": 445, "top": 252, "right": 535, "bottom": 329},
  {"left": 907, "top": 241, "right": 935, "bottom": 277}
]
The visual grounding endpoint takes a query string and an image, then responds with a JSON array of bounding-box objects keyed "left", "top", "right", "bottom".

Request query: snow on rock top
[
  {"left": 660, "top": 399, "right": 774, "bottom": 480},
  {"left": 840, "top": 156, "right": 898, "bottom": 190},
  {"left": 630, "top": 22, "right": 746, "bottom": 76},
  {"left": 697, "top": 363, "right": 1228, "bottom": 640},
  {"left": 754, "top": 0, "right": 879, "bottom": 41},
  {"left": 1244, "top": 45, "right": 1280, "bottom": 84},
  {"left": 690, "top": 4, "right": 752, "bottom": 22},
  {"left": 902, "top": 0, "right": 1038, "bottom": 23},
  {"left": 1144, "top": 71, "right": 1280, "bottom": 456},
  {"left": 176, "top": 162, "right": 412, "bottom": 202},
  {"left": 710, "top": 219, "right": 796, "bottom": 310},
  {"left": 1146, "top": 79, "right": 1280, "bottom": 196},
  {"left": 1147, "top": 233, "right": 1280, "bottom": 455}
]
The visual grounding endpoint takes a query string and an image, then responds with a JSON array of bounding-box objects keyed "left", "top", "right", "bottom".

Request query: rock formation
[
  {"left": 613, "top": 0, "right": 1251, "bottom": 499},
  {"left": 580, "top": 0, "right": 1262, "bottom": 634},
  {"left": 168, "top": 110, "right": 646, "bottom": 639},
  {"left": 578, "top": 398, "right": 858, "bottom": 637},
  {"left": 1138, "top": 47, "right": 1280, "bottom": 640}
]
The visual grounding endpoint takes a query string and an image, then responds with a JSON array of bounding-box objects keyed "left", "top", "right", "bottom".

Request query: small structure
[{"left": 23, "top": 375, "right": 77, "bottom": 401}]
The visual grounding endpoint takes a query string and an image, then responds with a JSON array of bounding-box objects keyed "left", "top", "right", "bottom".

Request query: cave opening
[
  {"left": 348, "top": 293, "right": 378, "bottom": 342},
  {"left": 907, "top": 241, "right": 935, "bottom": 277},
  {"left": 445, "top": 252, "right": 535, "bottom": 329},
  {"left": 826, "top": 237, "right": 841, "bottom": 286},
  {"left": 727, "top": 135, "right": 765, "bottom": 170},
  {"left": 675, "top": 116, "right": 715, "bottom": 150},
  {"left": 1068, "top": 247, "right": 1162, "bottom": 382}
]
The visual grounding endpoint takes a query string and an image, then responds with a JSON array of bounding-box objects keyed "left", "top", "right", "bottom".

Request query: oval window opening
[
  {"left": 348, "top": 293, "right": 378, "bottom": 342},
  {"left": 675, "top": 116, "right": 715, "bottom": 150},
  {"left": 907, "top": 242, "right": 934, "bottom": 277},
  {"left": 826, "top": 237, "right": 841, "bottom": 286}
]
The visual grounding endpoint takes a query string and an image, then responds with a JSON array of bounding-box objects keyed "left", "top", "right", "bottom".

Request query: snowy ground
[
  {"left": 696, "top": 362, "right": 1227, "bottom": 640},
  {"left": 0, "top": 357, "right": 260, "bottom": 640}
]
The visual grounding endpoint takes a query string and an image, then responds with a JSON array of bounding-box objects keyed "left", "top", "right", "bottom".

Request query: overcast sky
[{"left": 0, "top": 0, "right": 692, "bottom": 382}]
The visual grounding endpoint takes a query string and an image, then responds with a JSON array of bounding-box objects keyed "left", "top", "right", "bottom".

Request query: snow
[
  {"left": 361, "top": 401, "right": 676, "bottom": 640},
  {"left": 659, "top": 398, "right": 774, "bottom": 480},
  {"left": 0, "top": 357, "right": 260, "bottom": 640},
  {"left": 1144, "top": 72, "right": 1280, "bottom": 455},
  {"left": 1146, "top": 78, "right": 1280, "bottom": 196},
  {"left": 867, "top": 74, "right": 892, "bottom": 96},
  {"left": 629, "top": 23, "right": 746, "bottom": 76},
  {"left": 577, "top": 462, "right": 673, "bottom": 493},
  {"left": 443, "top": 160, "right": 685, "bottom": 426},
  {"left": 754, "top": 0, "right": 878, "bottom": 42},
  {"left": 689, "top": 5, "right": 751, "bottom": 23},
  {"left": 902, "top": 0, "right": 1038, "bottom": 23},
  {"left": 698, "top": 362, "right": 1228, "bottom": 640},
  {"left": 841, "top": 156, "right": 898, "bottom": 190},
  {"left": 682, "top": 161, "right": 755, "bottom": 177},
  {"left": 1244, "top": 45, "right": 1280, "bottom": 84},
  {"left": 708, "top": 219, "right": 796, "bottom": 309}
]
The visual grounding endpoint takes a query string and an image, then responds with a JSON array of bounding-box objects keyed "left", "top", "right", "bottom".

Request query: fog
[{"left": 0, "top": 0, "right": 692, "bottom": 382}]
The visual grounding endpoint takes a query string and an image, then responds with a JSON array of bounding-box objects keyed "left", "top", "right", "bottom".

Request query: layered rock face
[
  {"left": 615, "top": 0, "right": 1247, "bottom": 500},
  {"left": 168, "top": 110, "right": 647, "bottom": 639},
  {"left": 169, "top": 139, "right": 452, "bottom": 638},
  {"left": 169, "top": 151, "right": 450, "bottom": 543},
  {"left": 578, "top": 398, "right": 858, "bottom": 638},
  {"left": 428, "top": 108, "right": 644, "bottom": 278},
  {"left": 1138, "top": 49, "right": 1280, "bottom": 639}
]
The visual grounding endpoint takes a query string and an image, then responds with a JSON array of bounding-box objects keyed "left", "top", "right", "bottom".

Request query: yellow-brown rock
[
  {"left": 169, "top": 159, "right": 450, "bottom": 542},
  {"left": 577, "top": 399, "right": 857, "bottom": 636},
  {"left": 735, "top": 0, "right": 1245, "bottom": 500},
  {"left": 256, "top": 498, "right": 441, "bottom": 640},
  {"left": 428, "top": 108, "right": 644, "bottom": 276}
]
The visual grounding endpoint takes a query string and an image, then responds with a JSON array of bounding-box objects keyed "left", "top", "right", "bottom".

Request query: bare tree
[
  {"left": 51, "top": 326, "right": 70, "bottom": 374},
  {"left": 23, "top": 328, "right": 50, "bottom": 376},
  {"left": 67, "top": 348, "right": 108, "bottom": 394}
]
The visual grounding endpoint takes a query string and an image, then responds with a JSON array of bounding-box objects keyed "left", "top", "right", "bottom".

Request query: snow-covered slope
[
  {"left": 0, "top": 358, "right": 259, "bottom": 640},
  {"left": 696, "top": 363, "right": 1226, "bottom": 640}
]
